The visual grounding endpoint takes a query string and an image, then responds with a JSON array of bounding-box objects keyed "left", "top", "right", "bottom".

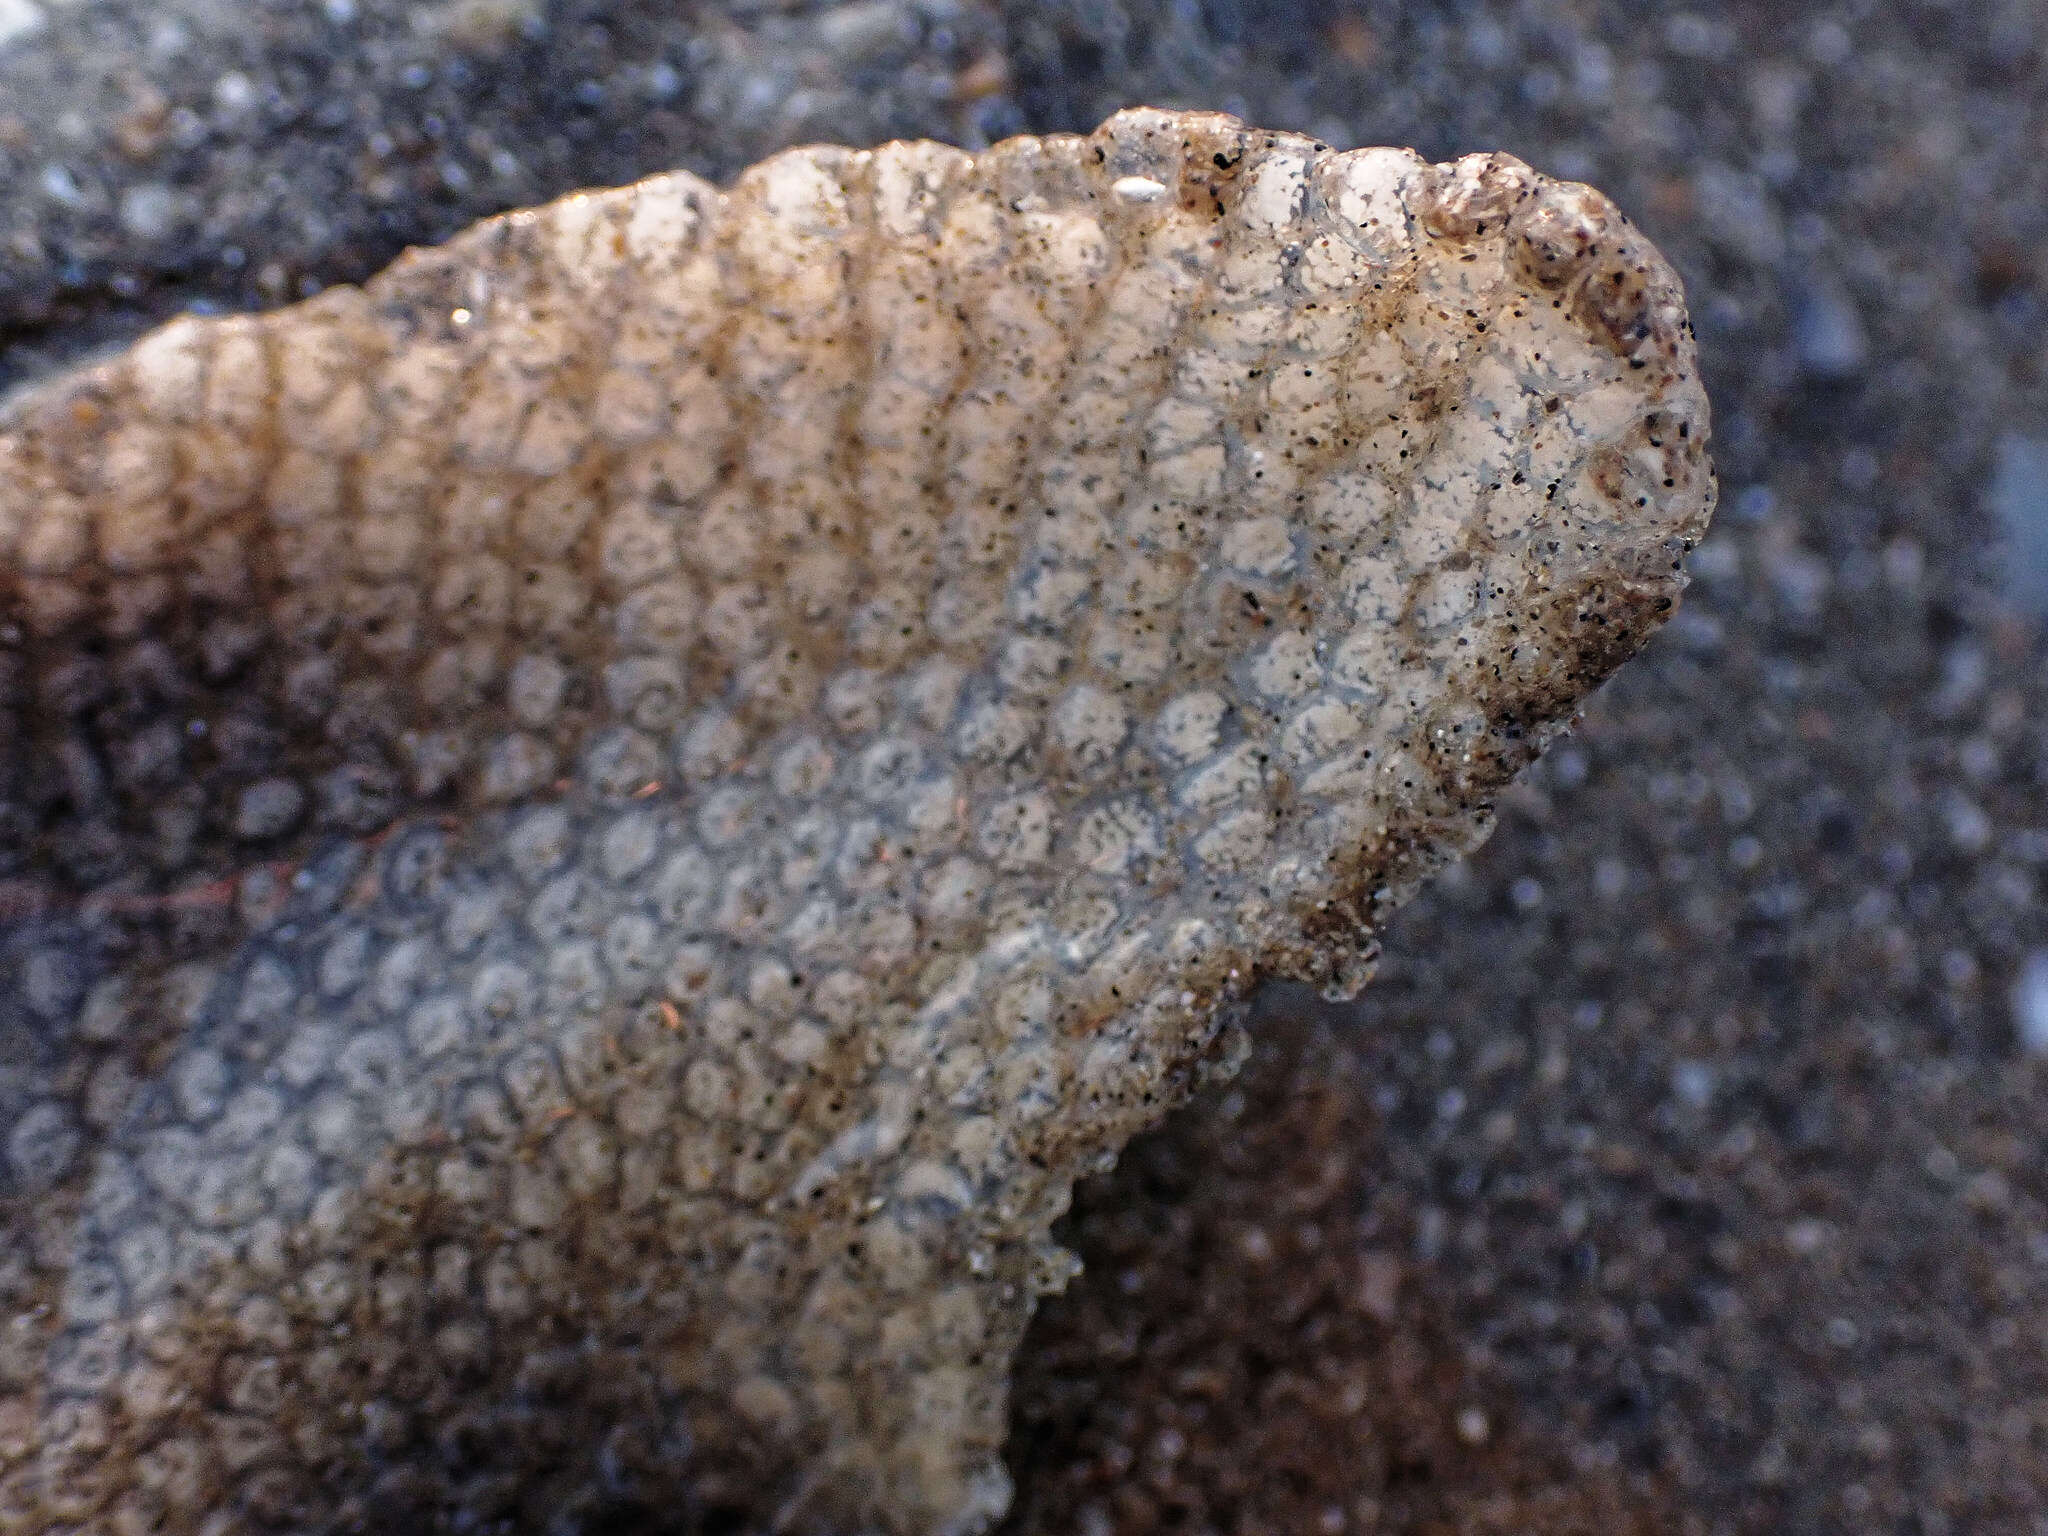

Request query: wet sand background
[{"left": 3, "top": 3, "right": 2046, "bottom": 1531}]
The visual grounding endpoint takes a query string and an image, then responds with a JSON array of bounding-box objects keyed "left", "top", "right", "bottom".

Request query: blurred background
[{"left": 2, "top": 2, "right": 2044, "bottom": 1531}]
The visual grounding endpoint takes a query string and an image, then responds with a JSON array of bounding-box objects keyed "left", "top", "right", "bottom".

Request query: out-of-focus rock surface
[{"left": 3, "top": 2, "right": 2045, "bottom": 1534}]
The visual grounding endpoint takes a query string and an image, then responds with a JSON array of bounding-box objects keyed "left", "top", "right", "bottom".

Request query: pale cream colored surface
[{"left": 0, "top": 110, "right": 1710, "bottom": 1532}]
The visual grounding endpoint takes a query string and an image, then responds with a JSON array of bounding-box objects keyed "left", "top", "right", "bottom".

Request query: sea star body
[{"left": 0, "top": 110, "right": 1710, "bottom": 1533}]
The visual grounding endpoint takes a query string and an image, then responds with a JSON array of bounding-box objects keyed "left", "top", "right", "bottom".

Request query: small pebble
[
  {"left": 1986, "top": 434, "right": 2048, "bottom": 615},
  {"left": 2013, "top": 950, "right": 2048, "bottom": 1056},
  {"left": 117, "top": 182, "right": 179, "bottom": 240},
  {"left": 1792, "top": 281, "right": 1868, "bottom": 379},
  {"left": 0, "top": 0, "right": 43, "bottom": 51}
]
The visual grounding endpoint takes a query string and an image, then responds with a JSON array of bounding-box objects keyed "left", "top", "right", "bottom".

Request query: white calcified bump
[{"left": 0, "top": 108, "right": 1711, "bottom": 1535}]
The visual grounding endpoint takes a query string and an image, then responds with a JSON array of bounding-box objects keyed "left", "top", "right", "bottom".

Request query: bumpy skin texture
[{"left": 0, "top": 110, "right": 1711, "bottom": 1534}]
